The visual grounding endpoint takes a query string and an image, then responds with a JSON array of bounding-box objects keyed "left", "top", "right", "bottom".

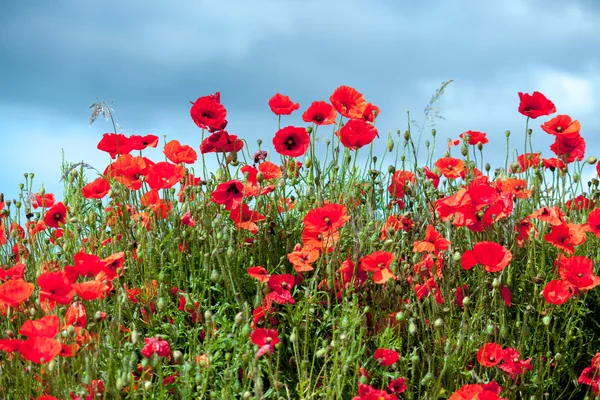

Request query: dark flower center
[
  {"left": 313, "top": 114, "right": 324, "bottom": 123},
  {"left": 53, "top": 212, "right": 62, "bottom": 221},
  {"left": 577, "top": 272, "right": 584, "bottom": 278},
  {"left": 286, "top": 137, "right": 295, "bottom": 150}
]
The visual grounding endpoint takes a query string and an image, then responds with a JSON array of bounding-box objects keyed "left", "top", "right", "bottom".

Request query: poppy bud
[
  {"left": 486, "top": 324, "right": 495, "bottom": 335},
  {"left": 204, "top": 310, "right": 213, "bottom": 322},
  {"left": 542, "top": 316, "right": 551, "bottom": 326},
  {"left": 242, "top": 392, "right": 252, "bottom": 400},
  {"left": 408, "top": 321, "right": 417, "bottom": 335},
  {"left": 234, "top": 312, "right": 244, "bottom": 327},
  {"left": 492, "top": 278, "right": 501, "bottom": 288},
  {"left": 462, "top": 296, "right": 470, "bottom": 306},
  {"left": 461, "top": 145, "right": 468, "bottom": 157},
  {"left": 304, "top": 157, "right": 312, "bottom": 168},
  {"left": 403, "top": 130, "right": 410, "bottom": 141},
  {"left": 306, "top": 126, "right": 313, "bottom": 134},
  {"left": 554, "top": 353, "right": 562, "bottom": 362},
  {"left": 505, "top": 130, "right": 510, "bottom": 137},
  {"left": 144, "top": 381, "right": 152, "bottom": 391},
  {"left": 434, "top": 318, "right": 443, "bottom": 328},
  {"left": 387, "top": 138, "right": 394, "bottom": 152},
  {"left": 256, "top": 139, "right": 262, "bottom": 146},
  {"left": 388, "top": 165, "right": 396, "bottom": 174},
  {"left": 484, "top": 163, "right": 491, "bottom": 172},
  {"left": 573, "top": 173, "right": 579, "bottom": 183},
  {"left": 587, "top": 156, "right": 597, "bottom": 165},
  {"left": 431, "top": 129, "right": 436, "bottom": 137},
  {"left": 215, "top": 168, "right": 225, "bottom": 182}
]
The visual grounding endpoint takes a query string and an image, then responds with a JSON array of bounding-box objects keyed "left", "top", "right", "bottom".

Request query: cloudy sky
[{"left": 1, "top": 0, "right": 598, "bottom": 201}]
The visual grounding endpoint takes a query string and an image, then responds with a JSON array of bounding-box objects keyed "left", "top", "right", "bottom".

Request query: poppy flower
[
  {"left": 515, "top": 153, "right": 541, "bottom": 172},
  {"left": 19, "top": 315, "right": 59, "bottom": 338},
  {"left": 414, "top": 277, "right": 444, "bottom": 304},
  {"left": 38, "top": 271, "right": 76, "bottom": 307},
  {"left": 303, "top": 203, "right": 350, "bottom": 233},
  {"left": 200, "top": 130, "right": 243, "bottom": 154},
  {"left": 374, "top": 348, "right": 399, "bottom": 366},
  {"left": 267, "top": 274, "right": 295, "bottom": 305},
  {"left": 0, "top": 263, "right": 26, "bottom": 281},
  {"left": 496, "top": 178, "right": 531, "bottom": 199},
  {"left": 387, "top": 377, "right": 407, "bottom": 394},
  {"left": 65, "top": 302, "right": 87, "bottom": 328},
  {"left": 544, "top": 223, "right": 586, "bottom": 254},
  {"left": 543, "top": 279, "right": 573, "bottom": 305},
  {"left": 449, "top": 382, "right": 504, "bottom": 400},
  {"left": 73, "top": 280, "right": 109, "bottom": 301},
  {"left": 163, "top": 140, "right": 198, "bottom": 164},
  {"left": 518, "top": 91, "right": 556, "bottom": 119},
  {"left": 141, "top": 337, "right": 171, "bottom": 358},
  {"left": 362, "top": 103, "right": 380, "bottom": 123},
  {"left": 380, "top": 215, "right": 414, "bottom": 241},
  {"left": 500, "top": 285, "right": 512, "bottom": 307},
  {"left": 529, "top": 206, "right": 565, "bottom": 226},
  {"left": 32, "top": 193, "right": 55, "bottom": 209},
  {"left": 557, "top": 255, "right": 600, "bottom": 290},
  {"left": 268, "top": 93, "right": 300, "bottom": 115},
  {"left": 105, "top": 154, "right": 148, "bottom": 191},
  {"left": 210, "top": 180, "right": 245, "bottom": 210},
  {"left": 455, "top": 284, "right": 469, "bottom": 308},
  {"left": 190, "top": 92, "right": 227, "bottom": 131},
  {"left": 302, "top": 101, "right": 338, "bottom": 125},
  {"left": 130, "top": 134, "right": 159, "bottom": 150},
  {"left": 0, "top": 278, "right": 34, "bottom": 306},
  {"left": 423, "top": 166, "right": 440, "bottom": 189},
  {"left": 336, "top": 119, "right": 378, "bottom": 150},
  {"left": 273, "top": 126, "right": 310, "bottom": 157},
  {"left": 248, "top": 266, "right": 270, "bottom": 283},
  {"left": 566, "top": 194, "right": 594, "bottom": 211},
  {"left": 250, "top": 328, "right": 280, "bottom": 358},
  {"left": 413, "top": 224, "right": 451, "bottom": 253},
  {"left": 461, "top": 242, "right": 512, "bottom": 273},
  {"left": 19, "top": 336, "right": 62, "bottom": 364},
  {"left": 541, "top": 115, "right": 580, "bottom": 137},
  {"left": 388, "top": 170, "right": 416, "bottom": 198},
  {"left": 477, "top": 343, "right": 503, "bottom": 367},
  {"left": 43, "top": 202, "right": 67, "bottom": 229},
  {"left": 97, "top": 133, "right": 135, "bottom": 159},
  {"left": 498, "top": 348, "right": 533, "bottom": 378},
  {"left": 360, "top": 251, "right": 396, "bottom": 284},
  {"left": 82, "top": 177, "right": 111, "bottom": 199},
  {"left": 228, "top": 203, "right": 265, "bottom": 234},
  {"left": 329, "top": 86, "right": 367, "bottom": 119},
  {"left": 550, "top": 133, "right": 586, "bottom": 163},
  {"left": 354, "top": 384, "right": 397, "bottom": 400},
  {"left": 460, "top": 130, "right": 488, "bottom": 145},
  {"left": 435, "top": 157, "right": 465, "bottom": 179},
  {"left": 287, "top": 246, "right": 320, "bottom": 272},
  {"left": 145, "top": 162, "right": 185, "bottom": 190}
]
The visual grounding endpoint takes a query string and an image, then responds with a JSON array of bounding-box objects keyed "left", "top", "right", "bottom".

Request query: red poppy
[
  {"left": 105, "top": 154, "right": 148, "bottom": 191},
  {"left": 97, "top": 133, "right": 135, "bottom": 159},
  {"left": 541, "top": 114, "right": 581, "bottom": 137},
  {"left": 65, "top": 302, "right": 87, "bottom": 327},
  {"left": 423, "top": 166, "right": 440, "bottom": 189},
  {"left": 336, "top": 119, "right": 378, "bottom": 150},
  {"left": 164, "top": 140, "right": 198, "bottom": 164},
  {"left": 566, "top": 194, "right": 594, "bottom": 211},
  {"left": 82, "top": 177, "right": 111, "bottom": 199},
  {"left": 449, "top": 382, "right": 504, "bottom": 400},
  {"left": 0, "top": 278, "right": 34, "bottom": 306},
  {"left": 380, "top": 215, "right": 414, "bottom": 240},
  {"left": 200, "top": 130, "right": 244, "bottom": 154},
  {"left": 388, "top": 170, "right": 416, "bottom": 198},
  {"left": 0, "top": 263, "right": 26, "bottom": 281},
  {"left": 43, "top": 202, "right": 67, "bottom": 229},
  {"left": 145, "top": 162, "right": 185, "bottom": 190},
  {"left": 500, "top": 285, "right": 512, "bottom": 307},
  {"left": 460, "top": 130, "right": 488, "bottom": 145},
  {"left": 19, "top": 315, "right": 59, "bottom": 338},
  {"left": 141, "top": 337, "right": 171, "bottom": 358},
  {"left": 362, "top": 103, "right": 380, "bottom": 123},
  {"left": 529, "top": 205, "right": 565, "bottom": 226},
  {"left": 461, "top": 242, "right": 512, "bottom": 273},
  {"left": 287, "top": 246, "right": 320, "bottom": 272},
  {"left": 303, "top": 203, "right": 350, "bottom": 233},
  {"left": 250, "top": 328, "right": 280, "bottom": 358},
  {"left": 543, "top": 279, "right": 572, "bottom": 305},
  {"left": 190, "top": 92, "right": 227, "bottom": 131},
  {"left": 302, "top": 101, "right": 338, "bottom": 125},
  {"left": 413, "top": 224, "right": 451, "bottom": 253},
  {"left": 355, "top": 384, "right": 397, "bottom": 400},
  {"left": 496, "top": 178, "right": 531, "bottom": 199},
  {"left": 266, "top": 274, "right": 295, "bottom": 305},
  {"left": 544, "top": 223, "right": 586, "bottom": 254},
  {"left": 268, "top": 93, "right": 300, "bottom": 115},
  {"left": 477, "top": 342, "right": 503, "bottom": 367},
  {"left": 542, "top": 157, "right": 567, "bottom": 171},
  {"left": 387, "top": 377, "right": 407, "bottom": 394},
  {"left": 73, "top": 280, "right": 109, "bottom": 301},
  {"left": 32, "top": 193, "right": 55, "bottom": 209},
  {"left": 586, "top": 208, "right": 600, "bottom": 238},
  {"left": 228, "top": 203, "right": 265, "bottom": 234},
  {"left": 498, "top": 348, "right": 533, "bottom": 378},
  {"left": 38, "top": 271, "right": 76, "bottom": 307},
  {"left": 414, "top": 277, "right": 444, "bottom": 304},
  {"left": 455, "top": 284, "right": 469, "bottom": 308},
  {"left": 515, "top": 153, "right": 541, "bottom": 172},
  {"left": 211, "top": 180, "right": 245, "bottom": 210},
  {"left": 374, "top": 348, "right": 399, "bottom": 366},
  {"left": 273, "top": 126, "right": 310, "bottom": 157},
  {"left": 329, "top": 86, "right": 367, "bottom": 119},
  {"left": 19, "top": 336, "right": 61, "bottom": 364},
  {"left": 360, "top": 251, "right": 396, "bottom": 284},
  {"left": 248, "top": 266, "right": 270, "bottom": 282},
  {"left": 550, "top": 132, "right": 586, "bottom": 163},
  {"left": 130, "top": 134, "right": 160, "bottom": 150},
  {"left": 557, "top": 255, "right": 600, "bottom": 290},
  {"left": 435, "top": 157, "right": 465, "bottom": 179},
  {"left": 518, "top": 91, "right": 556, "bottom": 119}
]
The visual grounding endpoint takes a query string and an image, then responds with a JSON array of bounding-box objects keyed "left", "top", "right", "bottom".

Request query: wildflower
[
  {"left": 0, "top": 278, "right": 34, "bottom": 307},
  {"left": 362, "top": 103, "right": 380, "bottom": 123},
  {"left": 302, "top": 101, "right": 338, "bottom": 125},
  {"left": 412, "top": 224, "right": 451, "bottom": 253},
  {"left": 190, "top": 92, "right": 227, "bottom": 131},
  {"left": 163, "top": 140, "right": 198, "bottom": 164},
  {"left": 550, "top": 133, "right": 586, "bottom": 163},
  {"left": 556, "top": 255, "right": 600, "bottom": 290},
  {"left": 287, "top": 246, "right": 320, "bottom": 272},
  {"left": 461, "top": 242, "right": 512, "bottom": 273},
  {"left": 145, "top": 162, "right": 185, "bottom": 190},
  {"left": 498, "top": 348, "right": 533, "bottom": 378},
  {"left": 247, "top": 266, "right": 270, "bottom": 283},
  {"left": 329, "top": 85, "right": 367, "bottom": 119},
  {"left": 210, "top": 180, "right": 245, "bottom": 210},
  {"left": 460, "top": 130, "right": 488, "bottom": 145},
  {"left": 266, "top": 274, "right": 295, "bottom": 305},
  {"left": 43, "top": 202, "right": 67, "bottom": 229},
  {"left": 273, "top": 126, "right": 310, "bottom": 157},
  {"left": 518, "top": 91, "right": 556, "bottom": 119},
  {"left": 477, "top": 343, "right": 503, "bottom": 367},
  {"left": 360, "top": 251, "right": 396, "bottom": 284},
  {"left": 388, "top": 170, "right": 416, "bottom": 198},
  {"left": 449, "top": 382, "right": 505, "bottom": 400},
  {"left": 387, "top": 377, "right": 407, "bottom": 394},
  {"left": 374, "top": 348, "right": 399, "bottom": 366},
  {"left": 336, "top": 119, "right": 379, "bottom": 150},
  {"left": 543, "top": 279, "right": 573, "bottom": 305},
  {"left": 200, "top": 130, "right": 244, "bottom": 153},
  {"left": 82, "top": 177, "right": 111, "bottom": 199},
  {"left": 435, "top": 157, "right": 465, "bottom": 179},
  {"left": 304, "top": 203, "right": 350, "bottom": 233},
  {"left": 544, "top": 223, "right": 586, "bottom": 254},
  {"left": 141, "top": 337, "right": 171, "bottom": 358},
  {"left": 72, "top": 280, "right": 109, "bottom": 301},
  {"left": 250, "top": 328, "right": 280, "bottom": 358},
  {"left": 32, "top": 193, "right": 55, "bottom": 209},
  {"left": 541, "top": 114, "right": 580, "bottom": 137},
  {"left": 97, "top": 133, "right": 136, "bottom": 159},
  {"left": 268, "top": 93, "right": 300, "bottom": 115}
]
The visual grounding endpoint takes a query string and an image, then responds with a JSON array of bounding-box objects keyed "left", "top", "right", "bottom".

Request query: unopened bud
[{"left": 587, "top": 156, "right": 597, "bottom": 165}]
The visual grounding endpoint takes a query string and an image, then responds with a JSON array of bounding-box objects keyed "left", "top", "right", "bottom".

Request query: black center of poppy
[
  {"left": 286, "top": 137, "right": 295, "bottom": 150},
  {"left": 313, "top": 114, "right": 324, "bottom": 123},
  {"left": 53, "top": 212, "right": 62, "bottom": 221}
]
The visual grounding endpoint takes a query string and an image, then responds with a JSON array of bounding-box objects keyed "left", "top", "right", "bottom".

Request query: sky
[{"left": 0, "top": 0, "right": 599, "bottom": 202}]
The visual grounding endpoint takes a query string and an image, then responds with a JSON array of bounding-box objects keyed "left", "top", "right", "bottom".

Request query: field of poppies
[{"left": 1, "top": 86, "right": 600, "bottom": 399}]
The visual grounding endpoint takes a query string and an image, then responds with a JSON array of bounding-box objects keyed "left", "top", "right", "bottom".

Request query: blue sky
[{"left": 1, "top": 0, "right": 599, "bottom": 201}]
